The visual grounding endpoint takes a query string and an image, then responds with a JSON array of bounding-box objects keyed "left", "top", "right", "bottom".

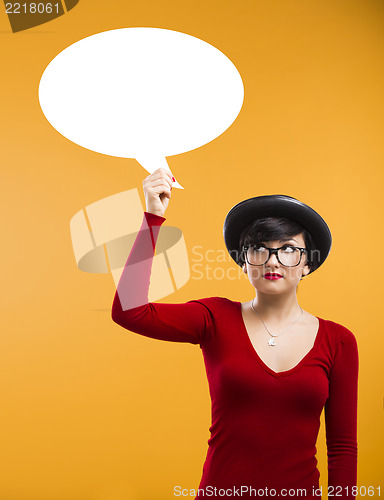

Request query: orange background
[{"left": 1, "top": 1, "right": 383, "bottom": 498}]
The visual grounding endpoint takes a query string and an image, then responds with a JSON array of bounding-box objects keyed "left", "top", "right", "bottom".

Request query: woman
[{"left": 111, "top": 168, "right": 359, "bottom": 499}]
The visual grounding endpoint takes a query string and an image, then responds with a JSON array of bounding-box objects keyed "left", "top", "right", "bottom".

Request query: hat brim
[{"left": 223, "top": 195, "right": 332, "bottom": 273}]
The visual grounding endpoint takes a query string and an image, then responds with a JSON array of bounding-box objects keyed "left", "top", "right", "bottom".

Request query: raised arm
[
  {"left": 111, "top": 168, "right": 213, "bottom": 347},
  {"left": 324, "top": 325, "right": 359, "bottom": 499}
]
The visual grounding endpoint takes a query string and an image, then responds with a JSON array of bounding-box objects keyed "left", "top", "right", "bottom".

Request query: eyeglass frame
[{"left": 242, "top": 244, "right": 307, "bottom": 267}]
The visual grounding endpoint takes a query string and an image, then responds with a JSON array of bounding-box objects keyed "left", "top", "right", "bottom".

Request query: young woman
[{"left": 111, "top": 168, "right": 359, "bottom": 499}]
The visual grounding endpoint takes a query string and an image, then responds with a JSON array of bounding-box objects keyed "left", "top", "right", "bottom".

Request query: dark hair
[{"left": 238, "top": 216, "right": 320, "bottom": 273}]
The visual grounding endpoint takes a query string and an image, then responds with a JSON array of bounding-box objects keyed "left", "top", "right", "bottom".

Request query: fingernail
[{"left": 172, "top": 176, "right": 175, "bottom": 182}]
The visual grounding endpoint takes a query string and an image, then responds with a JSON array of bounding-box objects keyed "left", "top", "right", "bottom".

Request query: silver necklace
[{"left": 251, "top": 299, "right": 303, "bottom": 347}]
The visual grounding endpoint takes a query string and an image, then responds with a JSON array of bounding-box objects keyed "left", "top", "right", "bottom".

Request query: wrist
[
  {"left": 146, "top": 210, "right": 164, "bottom": 217},
  {"left": 144, "top": 211, "right": 166, "bottom": 221}
]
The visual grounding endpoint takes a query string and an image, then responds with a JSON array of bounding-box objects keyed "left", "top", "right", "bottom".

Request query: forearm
[
  {"left": 110, "top": 211, "right": 213, "bottom": 345},
  {"left": 111, "top": 211, "right": 165, "bottom": 318}
]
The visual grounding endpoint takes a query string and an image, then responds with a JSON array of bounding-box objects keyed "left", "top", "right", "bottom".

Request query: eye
[
  {"left": 252, "top": 244, "right": 267, "bottom": 252},
  {"left": 281, "top": 245, "right": 296, "bottom": 253}
]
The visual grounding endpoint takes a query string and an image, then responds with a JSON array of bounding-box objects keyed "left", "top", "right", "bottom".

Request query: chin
[{"left": 254, "top": 284, "right": 286, "bottom": 295}]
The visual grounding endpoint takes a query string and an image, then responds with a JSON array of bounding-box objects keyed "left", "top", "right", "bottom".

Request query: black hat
[{"left": 223, "top": 195, "right": 332, "bottom": 273}]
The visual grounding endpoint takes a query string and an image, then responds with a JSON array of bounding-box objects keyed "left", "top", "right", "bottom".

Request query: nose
[{"left": 265, "top": 251, "right": 280, "bottom": 267}]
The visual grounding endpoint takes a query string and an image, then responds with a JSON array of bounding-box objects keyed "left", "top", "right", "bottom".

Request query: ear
[
  {"left": 242, "top": 263, "right": 247, "bottom": 274},
  {"left": 302, "top": 264, "right": 310, "bottom": 277}
]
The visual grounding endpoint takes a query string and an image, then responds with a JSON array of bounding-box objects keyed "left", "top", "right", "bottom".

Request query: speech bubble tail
[
  {"left": 136, "top": 155, "right": 184, "bottom": 189},
  {"left": 172, "top": 179, "right": 184, "bottom": 189}
]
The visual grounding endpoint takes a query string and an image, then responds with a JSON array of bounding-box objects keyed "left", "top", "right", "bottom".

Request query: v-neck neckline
[{"left": 236, "top": 301, "right": 324, "bottom": 378}]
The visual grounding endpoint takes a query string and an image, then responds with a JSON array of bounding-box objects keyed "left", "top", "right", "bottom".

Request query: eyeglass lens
[{"left": 246, "top": 246, "right": 302, "bottom": 267}]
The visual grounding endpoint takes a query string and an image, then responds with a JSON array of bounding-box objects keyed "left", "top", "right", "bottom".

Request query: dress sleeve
[
  {"left": 324, "top": 326, "right": 359, "bottom": 499},
  {"left": 111, "top": 211, "right": 213, "bottom": 347}
]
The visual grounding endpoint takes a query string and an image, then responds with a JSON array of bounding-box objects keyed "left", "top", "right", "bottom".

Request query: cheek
[
  {"left": 247, "top": 267, "right": 264, "bottom": 281},
  {"left": 286, "top": 266, "right": 305, "bottom": 280}
]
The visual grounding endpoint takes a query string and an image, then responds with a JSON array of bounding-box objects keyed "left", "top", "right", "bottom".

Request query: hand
[{"left": 142, "top": 168, "right": 175, "bottom": 217}]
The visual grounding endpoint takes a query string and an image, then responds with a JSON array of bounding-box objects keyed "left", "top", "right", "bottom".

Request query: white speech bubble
[{"left": 38, "top": 28, "right": 244, "bottom": 188}]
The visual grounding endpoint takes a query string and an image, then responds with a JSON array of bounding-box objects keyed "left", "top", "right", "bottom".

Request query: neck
[{"left": 252, "top": 290, "right": 301, "bottom": 322}]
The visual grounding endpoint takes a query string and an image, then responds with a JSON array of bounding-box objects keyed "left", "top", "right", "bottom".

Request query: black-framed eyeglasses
[{"left": 242, "top": 244, "right": 307, "bottom": 267}]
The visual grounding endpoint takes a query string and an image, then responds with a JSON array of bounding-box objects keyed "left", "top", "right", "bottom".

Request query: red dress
[{"left": 111, "top": 212, "right": 359, "bottom": 499}]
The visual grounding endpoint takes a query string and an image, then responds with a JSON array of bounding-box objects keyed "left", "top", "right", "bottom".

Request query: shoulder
[
  {"left": 318, "top": 317, "right": 359, "bottom": 366},
  {"left": 186, "top": 297, "right": 239, "bottom": 323},
  {"left": 187, "top": 296, "right": 238, "bottom": 312},
  {"left": 189, "top": 296, "right": 237, "bottom": 307},
  {"left": 319, "top": 317, "right": 358, "bottom": 345}
]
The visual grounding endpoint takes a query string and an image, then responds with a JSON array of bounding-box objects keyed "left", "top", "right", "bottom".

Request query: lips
[{"left": 264, "top": 273, "right": 283, "bottom": 280}]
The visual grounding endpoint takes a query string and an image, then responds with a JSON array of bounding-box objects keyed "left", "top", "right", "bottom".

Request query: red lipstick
[{"left": 264, "top": 273, "right": 283, "bottom": 280}]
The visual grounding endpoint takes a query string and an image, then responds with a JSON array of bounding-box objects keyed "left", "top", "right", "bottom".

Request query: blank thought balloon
[{"left": 39, "top": 27, "right": 244, "bottom": 188}]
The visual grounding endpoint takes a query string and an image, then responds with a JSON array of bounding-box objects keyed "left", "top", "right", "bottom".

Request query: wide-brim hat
[{"left": 223, "top": 195, "right": 332, "bottom": 273}]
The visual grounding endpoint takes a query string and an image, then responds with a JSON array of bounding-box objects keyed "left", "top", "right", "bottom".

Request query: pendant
[{"left": 268, "top": 338, "right": 276, "bottom": 347}]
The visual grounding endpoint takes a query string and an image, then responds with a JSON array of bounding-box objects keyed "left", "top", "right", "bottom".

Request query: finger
[
  {"left": 159, "top": 187, "right": 172, "bottom": 201},
  {"left": 154, "top": 167, "right": 173, "bottom": 177},
  {"left": 162, "top": 191, "right": 171, "bottom": 200},
  {"left": 149, "top": 178, "right": 173, "bottom": 190},
  {"left": 148, "top": 168, "right": 174, "bottom": 184},
  {"left": 149, "top": 186, "right": 171, "bottom": 197}
]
